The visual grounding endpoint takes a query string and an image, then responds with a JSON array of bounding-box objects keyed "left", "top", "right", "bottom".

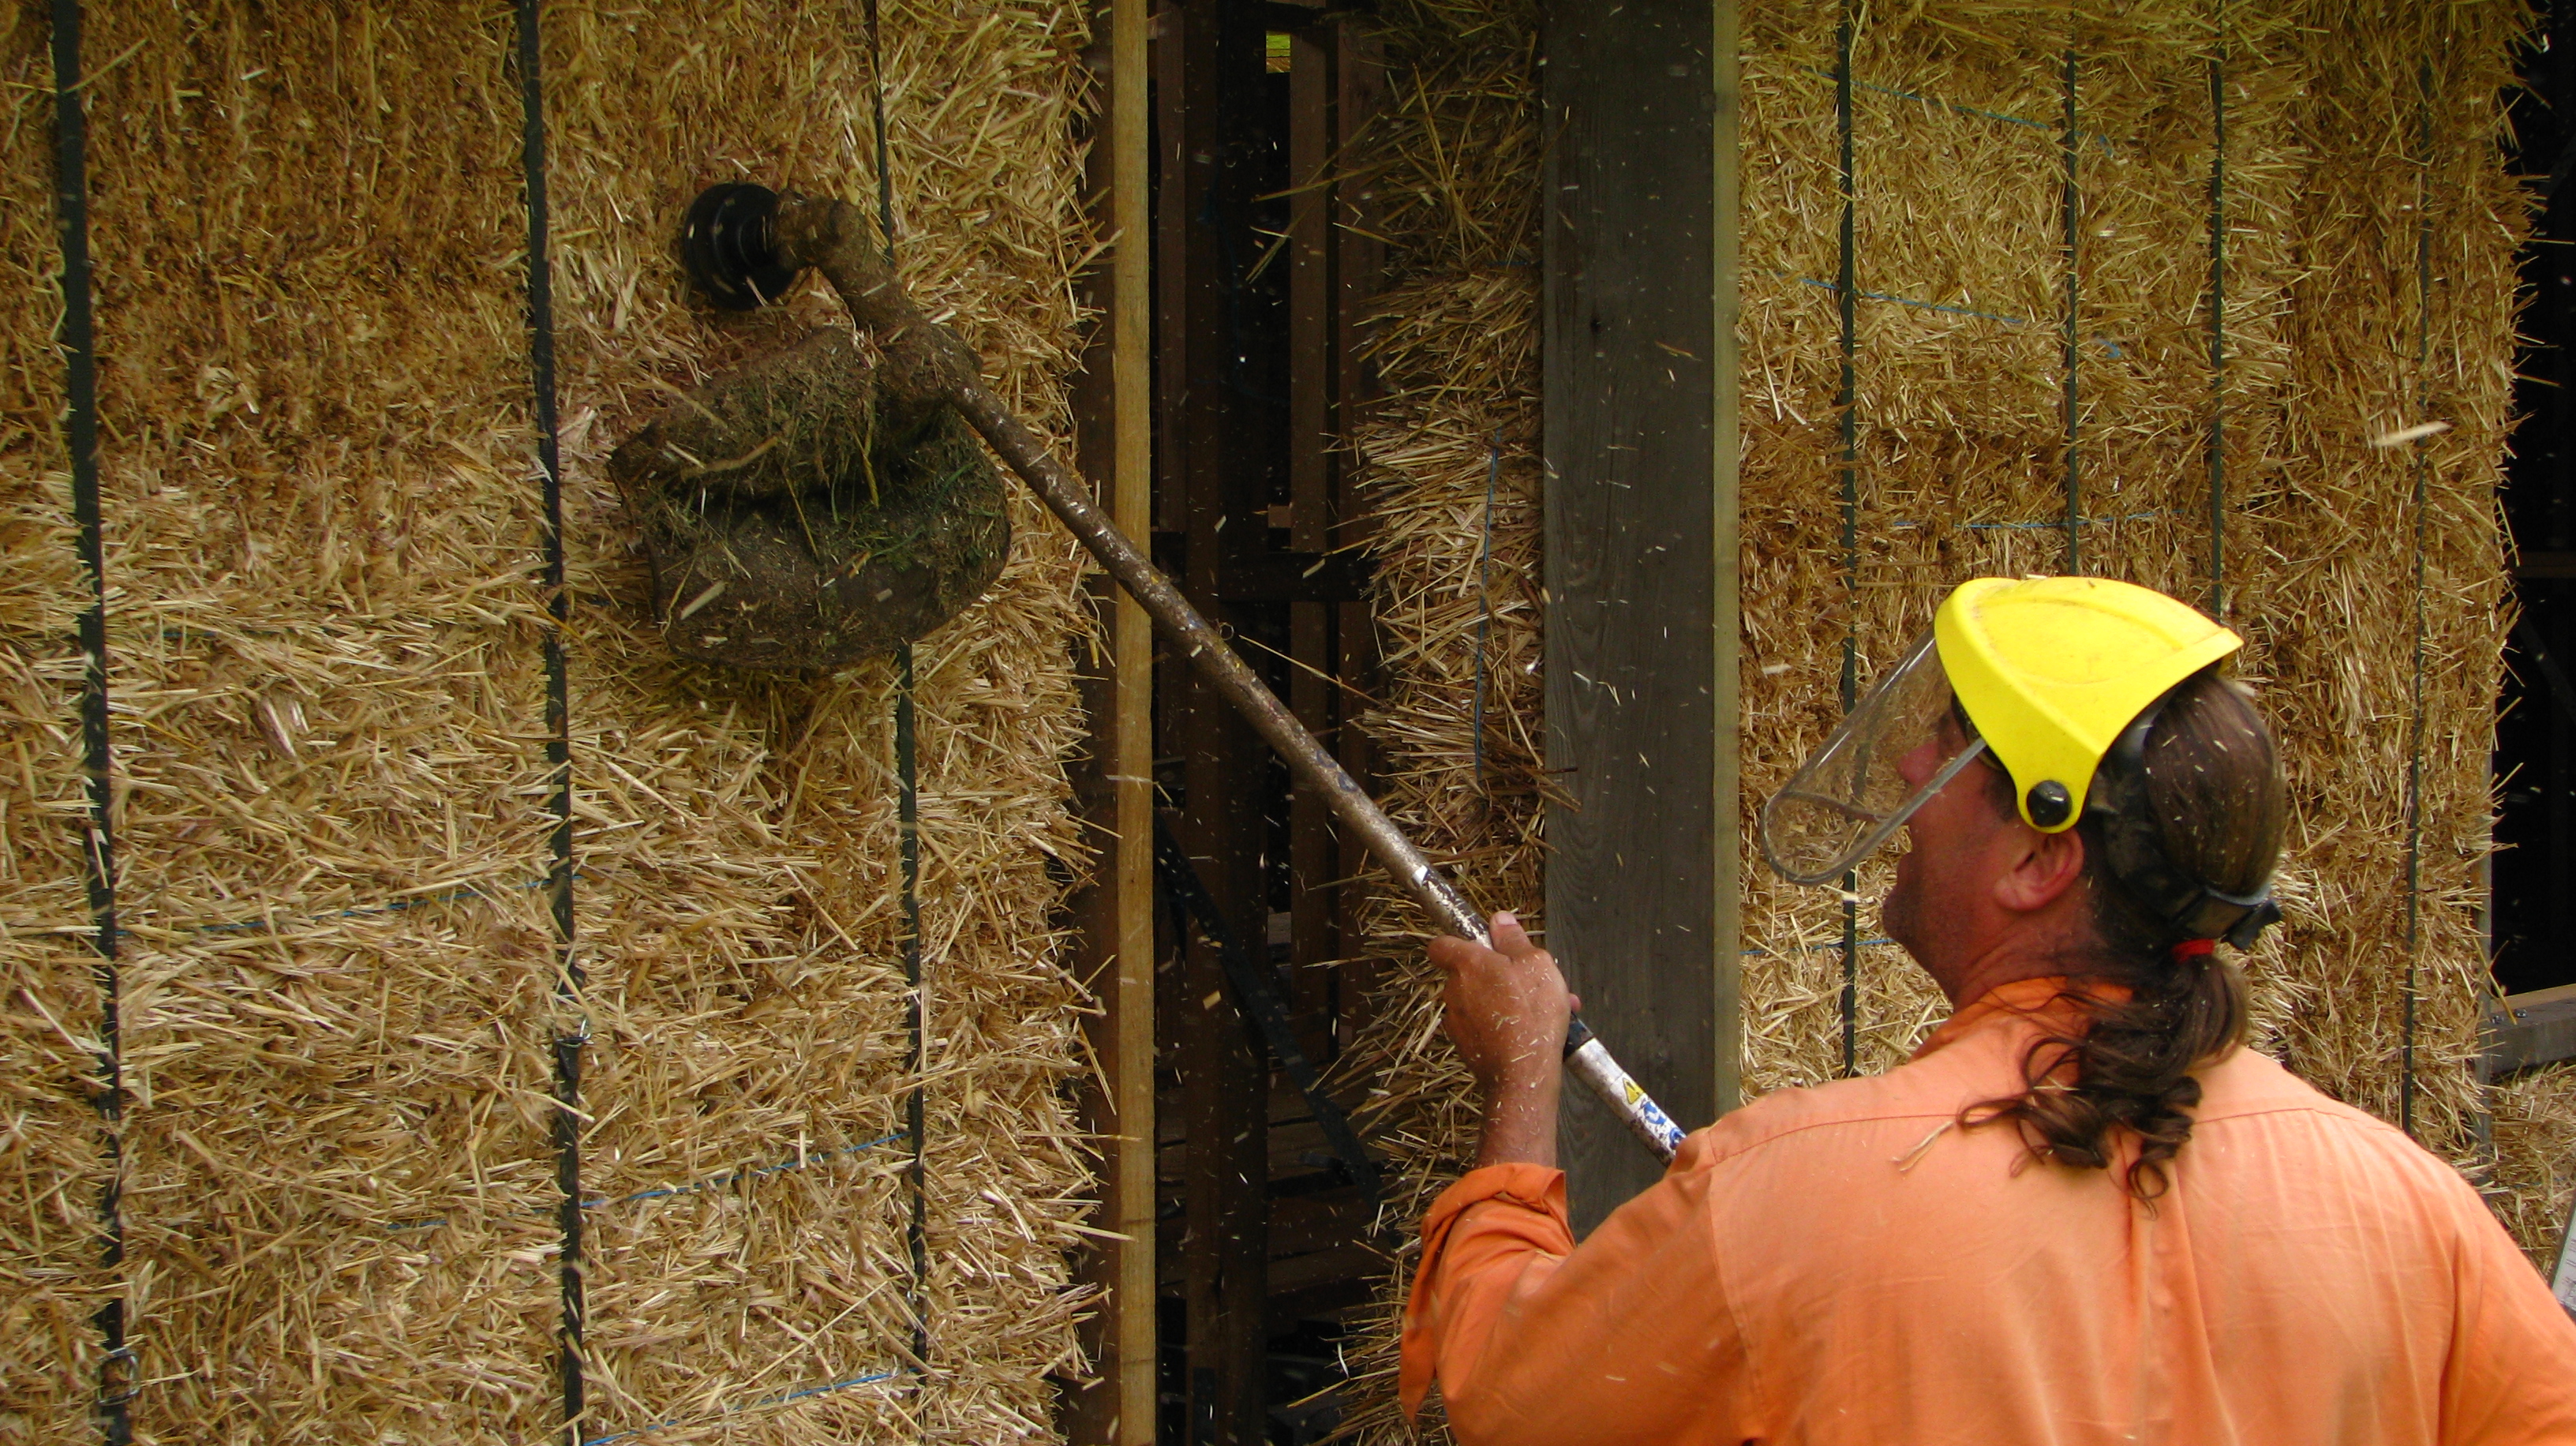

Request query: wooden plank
[
  {"left": 1541, "top": 0, "right": 1741, "bottom": 1231},
  {"left": 1710, "top": 0, "right": 1744, "bottom": 1130},
  {"left": 1287, "top": 20, "right": 1338, "bottom": 1067},
  {"left": 2484, "top": 982, "right": 2576, "bottom": 1077},
  {"left": 1151, "top": 4, "right": 1189, "bottom": 542},
  {"left": 1062, "top": 4, "right": 1157, "bottom": 1440},
  {"left": 1331, "top": 15, "right": 1386, "bottom": 1064},
  {"left": 1162, "top": 3, "right": 1273, "bottom": 1437},
  {"left": 1106, "top": 0, "right": 1157, "bottom": 1435}
]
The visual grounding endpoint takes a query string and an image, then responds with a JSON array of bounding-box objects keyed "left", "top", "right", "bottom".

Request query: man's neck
[{"left": 1926, "top": 923, "right": 2096, "bottom": 1010}]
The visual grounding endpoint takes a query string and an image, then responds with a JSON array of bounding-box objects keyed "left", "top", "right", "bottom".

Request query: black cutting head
[{"left": 680, "top": 183, "right": 797, "bottom": 310}]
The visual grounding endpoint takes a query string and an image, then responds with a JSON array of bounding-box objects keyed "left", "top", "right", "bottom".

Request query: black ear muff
[
  {"left": 681, "top": 182, "right": 797, "bottom": 310},
  {"left": 2222, "top": 897, "right": 2282, "bottom": 950},
  {"left": 2025, "top": 780, "right": 2073, "bottom": 829}
]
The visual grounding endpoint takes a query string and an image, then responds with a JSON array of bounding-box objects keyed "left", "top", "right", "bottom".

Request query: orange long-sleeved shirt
[{"left": 1402, "top": 979, "right": 2576, "bottom": 1444}]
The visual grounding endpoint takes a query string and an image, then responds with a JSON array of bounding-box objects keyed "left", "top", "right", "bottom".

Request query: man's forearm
[{"left": 1475, "top": 1064, "right": 1562, "bottom": 1168}]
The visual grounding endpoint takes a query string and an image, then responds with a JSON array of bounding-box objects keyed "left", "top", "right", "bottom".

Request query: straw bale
[
  {"left": 538, "top": 2, "right": 1100, "bottom": 1440},
  {"left": 67, "top": 6, "right": 564, "bottom": 1440},
  {"left": 1, "top": 13, "right": 112, "bottom": 1440},
  {"left": 2246, "top": 0, "right": 2526, "bottom": 1166},
  {"left": 1335, "top": 2, "right": 2539, "bottom": 1438},
  {"left": 2, "top": 0, "right": 1103, "bottom": 1439},
  {"left": 2493, "top": 1063, "right": 2576, "bottom": 1269},
  {"left": 1323, "top": 5, "right": 1546, "bottom": 1439},
  {"left": 1735, "top": 4, "right": 2312, "bottom": 1092}
]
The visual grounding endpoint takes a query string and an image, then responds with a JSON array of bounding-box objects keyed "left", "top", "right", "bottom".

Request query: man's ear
[{"left": 1993, "top": 820, "right": 2087, "bottom": 915}]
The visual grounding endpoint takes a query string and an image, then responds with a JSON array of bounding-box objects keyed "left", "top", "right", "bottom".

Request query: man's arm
[
  {"left": 1403, "top": 916, "right": 1753, "bottom": 1444},
  {"left": 1426, "top": 911, "right": 1569, "bottom": 1167},
  {"left": 2439, "top": 1182, "right": 2576, "bottom": 1441}
]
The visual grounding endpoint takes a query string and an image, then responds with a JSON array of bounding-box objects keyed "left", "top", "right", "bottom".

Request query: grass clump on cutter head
[{"left": 609, "top": 323, "right": 1009, "bottom": 672}]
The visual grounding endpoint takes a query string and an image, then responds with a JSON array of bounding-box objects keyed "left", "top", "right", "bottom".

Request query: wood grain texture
[
  {"left": 1543, "top": 0, "right": 1739, "bottom": 1232},
  {"left": 1107, "top": 0, "right": 1159, "bottom": 1421},
  {"left": 1065, "top": 2, "right": 1157, "bottom": 1437},
  {"left": 1160, "top": 5, "right": 1272, "bottom": 1437}
]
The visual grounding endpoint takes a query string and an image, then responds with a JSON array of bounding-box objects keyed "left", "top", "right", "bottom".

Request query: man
[{"left": 1402, "top": 576, "right": 2576, "bottom": 1444}]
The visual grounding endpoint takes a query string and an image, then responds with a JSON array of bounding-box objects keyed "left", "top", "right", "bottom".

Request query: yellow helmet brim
[{"left": 1936, "top": 577, "right": 2241, "bottom": 831}]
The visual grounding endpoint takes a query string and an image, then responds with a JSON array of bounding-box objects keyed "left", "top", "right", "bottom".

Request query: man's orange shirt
[{"left": 1402, "top": 979, "right": 2576, "bottom": 1444}]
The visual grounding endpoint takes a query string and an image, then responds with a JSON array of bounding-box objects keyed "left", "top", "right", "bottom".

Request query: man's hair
[{"left": 1964, "top": 665, "right": 2286, "bottom": 1198}]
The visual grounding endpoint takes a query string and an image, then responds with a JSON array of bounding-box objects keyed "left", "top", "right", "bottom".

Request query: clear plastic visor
[{"left": 1758, "top": 631, "right": 1992, "bottom": 886}]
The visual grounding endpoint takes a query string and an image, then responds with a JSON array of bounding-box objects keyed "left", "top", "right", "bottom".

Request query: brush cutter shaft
[
  {"left": 751, "top": 190, "right": 1678, "bottom": 1162},
  {"left": 950, "top": 381, "right": 1686, "bottom": 1164},
  {"left": 1562, "top": 1017, "right": 1688, "bottom": 1159},
  {"left": 957, "top": 388, "right": 1471, "bottom": 930}
]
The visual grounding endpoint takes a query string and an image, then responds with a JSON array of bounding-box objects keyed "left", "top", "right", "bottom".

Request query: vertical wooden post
[
  {"left": 1105, "top": 0, "right": 1156, "bottom": 1437},
  {"left": 1286, "top": 22, "right": 1337, "bottom": 1063},
  {"left": 1711, "top": 0, "right": 1743, "bottom": 1132},
  {"left": 1332, "top": 19, "right": 1386, "bottom": 1063},
  {"left": 1161, "top": 3, "right": 1271, "bottom": 1437},
  {"left": 1065, "top": 2, "right": 1156, "bottom": 1440},
  {"left": 1541, "top": 0, "right": 1740, "bottom": 1232}
]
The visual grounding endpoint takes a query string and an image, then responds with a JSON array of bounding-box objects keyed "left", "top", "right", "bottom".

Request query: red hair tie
[{"left": 2170, "top": 938, "right": 2217, "bottom": 963}]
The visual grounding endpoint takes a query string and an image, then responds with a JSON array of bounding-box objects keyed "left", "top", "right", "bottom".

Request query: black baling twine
[
  {"left": 1833, "top": 0, "right": 1861, "bottom": 1078},
  {"left": 2401, "top": 56, "right": 2435, "bottom": 1140},
  {"left": 512, "top": 0, "right": 587, "bottom": 1437},
  {"left": 49, "top": 2, "right": 130, "bottom": 1438},
  {"left": 2060, "top": 33, "right": 2084, "bottom": 578},
  {"left": 864, "top": 0, "right": 932, "bottom": 1382},
  {"left": 1471, "top": 436, "right": 1500, "bottom": 794},
  {"left": 2206, "top": 19, "right": 2228, "bottom": 620}
]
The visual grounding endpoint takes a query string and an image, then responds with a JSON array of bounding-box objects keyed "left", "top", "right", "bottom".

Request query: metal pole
[
  {"left": 952, "top": 384, "right": 1683, "bottom": 1162},
  {"left": 773, "top": 193, "right": 1690, "bottom": 1163}
]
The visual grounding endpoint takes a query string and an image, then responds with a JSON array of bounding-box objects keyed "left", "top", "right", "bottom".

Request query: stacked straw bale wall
[
  {"left": 86, "top": 12, "right": 561, "bottom": 1440},
  {"left": 4, "top": 3, "right": 1100, "bottom": 1441},
  {"left": 1337, "top": 2, "right": 2557, "bottom": 1439}
]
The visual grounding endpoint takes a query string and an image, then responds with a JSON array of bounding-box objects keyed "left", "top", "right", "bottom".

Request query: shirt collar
[{"left": 1909, "top": 975, "right": 2094, "bottom": 1062}]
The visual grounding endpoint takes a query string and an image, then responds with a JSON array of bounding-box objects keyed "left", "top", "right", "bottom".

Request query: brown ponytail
[{"left": 1964, "top": 667, "right": 2286, "bottom": 1199}]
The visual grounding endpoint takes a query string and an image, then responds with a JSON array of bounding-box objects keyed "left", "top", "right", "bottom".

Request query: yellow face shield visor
[{"left": 1758, "top": 630, "right": 1989, "bottom": 887}]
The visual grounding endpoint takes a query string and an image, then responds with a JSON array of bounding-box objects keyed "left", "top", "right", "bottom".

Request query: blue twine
[
  {"left": 601, "top": 1130, "right": 910, "bottom": 1209},
  {"left": 187, "top": 879, "right": 538, "bottom": 935},
  {"left": 1792, "top": 272, "right": 2025, "bottom": 326},
  {"left": 1787, "top": 275, "right": 2125, "bottom": 358},
  {"left": 580, "top": 1369, "right": 902, "bottom": 1446},
  {"left": 1799, "top": 67, "right": 2117, "bottom": 152},
  {"left": 1884, "top": 510, "right": 2161, "bottom": 532},
  {"left": 382, "top": 1130, "right": 910, "bottom": 1234},
  {"left": 1470, "top": 435, "right": 1502, "bottom": 792}
]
